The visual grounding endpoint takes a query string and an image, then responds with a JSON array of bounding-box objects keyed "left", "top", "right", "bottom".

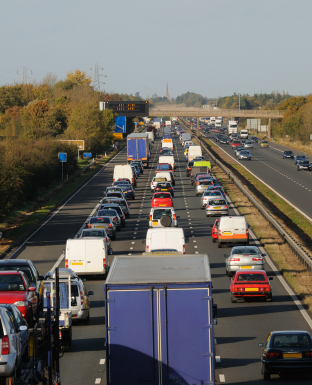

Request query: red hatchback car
[
  {"left": 211, "top": 219, "right": 220, "bottom": 242},
  {"left": 151, "top": 192, "right": 173, "bottom": 208},
  {"left": 230, "top": 270, "right": 273, "bottom": 303},
  {"left": 0, "top": 271, "right": 38, "bottom": 325}
]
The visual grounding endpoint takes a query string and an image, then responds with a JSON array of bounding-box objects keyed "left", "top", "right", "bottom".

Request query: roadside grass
[
  {"left": 0, "top": 145, "right": 125, "bottom": 256},
  {"left": 212, "top": 164, "right": 312, "bottom": 312}
]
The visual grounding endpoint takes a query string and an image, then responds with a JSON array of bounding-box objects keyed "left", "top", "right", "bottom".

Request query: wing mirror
[
  {"left": 108, "top": 248, "right": 113, "bottom": 255},
  {"left": 62, "top": 249, "right": 65, "bottom": 255},
  {"left": 38, "top": 275, "right": 44, "bottom": 281},
  {"left": 177, "top": 216, "right": 180, "bottom": 219},
  {"left": 185, "top": 237, "right": 189, "bottom": 243},
  {"left": 142, "top": 238, "right": 146, "bottom": 244},
  {"left": 29, "top": 287, "right": 36, "bottom": 292},
  {"left": 258, "top": 343, "right": 264, "bottom": 348},
  {"left": 19, "top": 325, "right": 28, "bottom": 332},
  {"left": 261, "top": 253, "right": 266, "bottom": 257},
  {"left": 0, "top": 232, "right": 2, "bottom": 241},
  {"left": 223, "top": 254, "right": 228, "bottom": 258},
  {"left": 269, "top": 277, "right": 273, "bottom": 281}
]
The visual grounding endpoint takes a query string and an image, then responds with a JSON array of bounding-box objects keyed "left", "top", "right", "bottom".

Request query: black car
[
  {"left": 259, "top": 331, "right": 312, "bottom": 380},
  {"left": 219, "top": 136, "right": 229, "bottom": 144},
  {"left": 250, "top": 136, "right": 259, "bottom": 143}
]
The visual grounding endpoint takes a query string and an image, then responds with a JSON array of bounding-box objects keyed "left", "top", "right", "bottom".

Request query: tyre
[
  {"left": 22, "top": 342, "right": 30, "bottom": 362},
  {"left": 112, "top": 232, "right": 116, "bottom": 240},
  {"left": 262, "top": 365, "right": 270, "bottom": 381},
  {"left": 206, "top": 214, "right": 210, "bottom": 217},
  {"left": 132, "top": 196, "right": 135, "bottom": 200},
  {"left": 117, "top": 226, "right": 121, "bottom": 232},
  {"left": 218, "top": 242, "right": 222, "bottom": 248},
  {"left": 230, "top": 294, "right": 236, "bottom": 303},
  {"left": 83, "top": 311, "right": 90, "bottom": 325},
  {"left": 266, "top": 294, "right": 273, "bottom": 302},
  {"left": 212, "top": 238, "right": 216, "bottom": 243}
]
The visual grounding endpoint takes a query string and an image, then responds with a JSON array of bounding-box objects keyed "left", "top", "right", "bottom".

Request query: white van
[
  {"left": 239, "top": 130, "right": 248, "bottom": 139},
  {"left": 142, "top": 228, "right": 189, "bottom": 254},
  {"left": 65, "top": 238, "right": 108, "bottom": 276},
  {"left": 217, "top": 216, "right": 249, "bottom": 248},
  {"left": 155, "top": 171, "right": 175, "bottom": 186},
  {"left": 188, "top": 146, "right": 202, "bottom": 162},
  {"left": 158, "top": 155, "right": 175, "bottom": 170},
  {"left": 113, "top": 165, "right": 134, "bottom": 185}
]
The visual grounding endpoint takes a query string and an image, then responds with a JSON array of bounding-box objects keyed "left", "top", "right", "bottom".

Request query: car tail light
[
  {"left": 234, "top": 287, "right": 245, "bottom": 292},
  {"left": 149, "top": 215, "right": 152, "bottom": 221},
  {"left": 304, "top": 352, "right": 312, "bottom": 358},
  {"left": 224, "top": 205, "right": 228, "bottom": 209},
  {"left": 59, "top": 331, "right": 62, "bottom": 339},
  {"left": 108, "top": 224, "right": 112, "bottom": 228},
  {"left": 252, "top": 257, "right": 263, "bottom": 261},
  {"left": 1, "top": 335, "right": 9, "bottom": 355},
  {"left": 103, "top": 258, "right": 106, "bottom": 268},
  {"left": 65, "top": 259, "right": 68, "bottom": 268},
  {"left": 246, "top": 228, "right": 249, "bottom": 234},
  {"left": 230, "top": 258, "right": 240, "bottom": 261},
  {"left": 173, "top": 214, "right": 177, "bottom": 220},
  {"left": 113, "top": 178, "right": 115, "bottom": 183},
  {"left": 113, "top": 217, "right": 118, "bottom": 221},
  {"left": 146, "top": 246, "right": 149, "bottom": 252},
  {"left": 265, "top": 352, "right": 280, "bottom": 359},
  {"left": 80, "top": 290, "right": 84, "bottom": 305},
  {"left": 105, "top": 238, "right": 108, "bottom": 243},
  {"left": 87, "top": 224, "right": 91, "bottom": 228},
  {"left": 183, "top": 245, "right": 185, "bottom": 254}
]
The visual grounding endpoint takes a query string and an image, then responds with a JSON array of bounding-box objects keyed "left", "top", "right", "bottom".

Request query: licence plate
[
  {"left": 283, "top": 353, "right": 302, "bottom": 358},
  {"left": 72, "top": 262, "right": 83, "bottom": 265},
  {"left": 241, "top": 266, "right": 252, "bottom": 269},
  {"left": 152, "top": 221, "right": 158, "bottom": 225},
  {"left": 247, "top": 288, "right": 258, "bottom": 291},
  {"left": 161, "top": 189, "right": 167, "bottom": 191},
  {"left": 95, "top": 226, "right": 105, "bottom": 228},
  {"left": 159, "top": 204, "right": 166, "bottom": 206},
  {"left": 214, "top": 207, "right": 221, "bottom": 209},
  {"left": 223, "top": 231, "right": 232, "bottom": 235}
]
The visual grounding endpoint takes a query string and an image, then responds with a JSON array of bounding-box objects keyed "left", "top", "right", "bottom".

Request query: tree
[
  {"left": 42, "top": 72, "right": 58, "bottom": 90},
  {"left": 66, "top": 70, "right": 92, "bottom": 85}
]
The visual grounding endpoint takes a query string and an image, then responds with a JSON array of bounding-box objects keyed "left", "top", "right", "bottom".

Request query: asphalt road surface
[{"left": 9, "top": 127, "right": 312, "bottom": 384}]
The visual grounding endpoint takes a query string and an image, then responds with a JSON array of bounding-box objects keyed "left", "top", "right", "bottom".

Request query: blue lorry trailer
[
  {"left": 127, "top": 133, "right": 149, "bottom": 168},
  {"left": 104, "top": 254, "right": 216, "bottom": 385}
]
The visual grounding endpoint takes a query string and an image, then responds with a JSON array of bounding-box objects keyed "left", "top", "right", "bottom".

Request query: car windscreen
[
  {"left": 299, "top": 161, "right": 309, "bottom": 165},
  {"left": 153, "top": 209, "right": 172, "bottom": 219},
  {"left": 89, "top": 217, "right": 110, "bottom": 224},
  {"left": 236, "top": 273, "right": 267, "bottom": 282},
  {"left": 284, "top": 151, "right": 292, "bottom": 154},
  {"left": 98, "top": 210, "right": 118, "bottom": 217},
  {"left": 272, "top": 334, "right": 311, "bottom": 347},
  {"left": 0, "top": 275, "right": 25, "bottom": 291},
  {"left": 81, "top": 230, "right": 105, "bottom": 237},
  {"left": 232, "top": 248, "right": 259, "bottom": 255},
  {"left": 106, "top": 193, "right": 122, "bottom": 198},
  {"left": 0, "top": 266, "right": 35, "bottom": 282}
]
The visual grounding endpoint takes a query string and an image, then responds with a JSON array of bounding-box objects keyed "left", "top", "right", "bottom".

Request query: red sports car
[
  {"left": 211, "top": 219, "right": 220, "bottom": 242},
  {"left": 230, "top": 270, "right": 273, "bottom": 303},
  {"left": 151, "top": 192, "right": 173, "bottom": 208}
]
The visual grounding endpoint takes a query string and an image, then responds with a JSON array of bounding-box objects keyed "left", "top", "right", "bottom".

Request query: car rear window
[
  {"left": 153, "top": 209, "right": 172, "bottom": 219},
  {"left": 0, "top": 274, "right": 25, "bottom": 291},
  {"left": 204, "top": 191, "right": 221, "bottom": 196},
  {"left": 82, "top": 230, "right": 105, "bottom": 237},
  {"left": 272, "top": 334, "right": 311, "bottom": 347},
  {"left": 90, "top": 217, "right": 110, "bottom": 224},
  {"left": 236, "top": 273, "right": 267, "bottom": 282},
  {"left": 233, "top": 248, "right": 259, "bottom": 255},
  {"left": 106, "top": 193, "right": 122, "bottom": 198},
  {"left": 98, "top": 210, "right": 118, "bottom": 217},
  {"left": 208, "top": 199, "right": 226, "bottom": 205},
  {"left": 154, "top": 193, "right": 171, "bottom": 199},
  {"left": 0, "top": 266, "right": 34, "bottom": 282},
  {"left": 71, "top": 283, "right": 79, "bottom": 297}
]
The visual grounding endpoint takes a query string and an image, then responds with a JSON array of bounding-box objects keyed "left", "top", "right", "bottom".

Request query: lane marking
[
  {"left": 219, "top": 374, "right": 225, "bottom": 383},
  {"left": 215, "top": 356, "right": 221, "bottom": 363},
  {"left": 99, "top": 359, "right": 105, "bottom": 365},
  {"left": 95, "top": 379, "right": 101, "bottom": 384}
]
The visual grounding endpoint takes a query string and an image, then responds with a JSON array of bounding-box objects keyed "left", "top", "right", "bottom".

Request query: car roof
[
  {"left": 235, "top": 269, "right": 266, "bottom": 274},
  {"left": 270, "top": 330, "right": 310, "bottom": 334},
  {"left": 0, "top": 259, "right": 30, "bottom": 266}
]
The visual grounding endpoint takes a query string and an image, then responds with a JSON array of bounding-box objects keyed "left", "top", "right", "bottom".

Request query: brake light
[
  {"left": 65, "top": 259, "right": 68, "bottom": 268},
  {"left": 1, "top": 335, "right": 9, "bottom": 355},
  {"left": 113, "top": 217, "right": 118, "bottom": 221},
  {"left": 183, "top": 245, "right": 185, "bottom": 254},
  {"left": 265, "top": 352, "right": 280, "bottom": 359},
  {"left": 59, "top": 331, "right": 62, "bottom": 339},
  {"left": 108, "top": 224, "right": 112, "bottom": 228},
  {"left": 234, "top": 287, "right": 245, "bottom": 292},
  {"left": 149, "top": 215, "right": 152, "bottom": 221},
  {"left": 173, "top": 214, "right": 177, "bottom": 220},
  {"left": 304, "top": 352, "right": 312, "bottom": 358},
  {"left": 87, "top": 224, "right": 91, "bottom": 228},
  {"left": 230, "top": 258, "right": 240, "bottom": 261},
  {"left": 105, "top": 238, "right": 108, "bottom": 243},
  {"left": 103, "top": 258, "right": 106, "bottom": 268},
  {"left": 224, "top": 206, "right": 228, "bottom": 209},
  {"left": 113, "top": 178, "right": 115, "bottom": 183}
]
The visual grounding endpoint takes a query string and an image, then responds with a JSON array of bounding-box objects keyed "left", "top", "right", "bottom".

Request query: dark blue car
[{"left": 282, "top": 150, "right": 294, "bottom": 159}]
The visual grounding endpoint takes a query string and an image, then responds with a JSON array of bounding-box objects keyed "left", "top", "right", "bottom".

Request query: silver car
[
  {"left": 148, "top": 207, "right": 179, "bottom": 228},
  {"left": 224, "top": 246, "right": 266, "bottom": 277},
  {"left": 87, "top": 216, "right": 116, "bottom": 240},
  {"left": 235, "top": 146, "right": 244, "bottom": 156},
  {"left": 97, "top": 209, "right": 121, "bottom": 230},
  {"left": 0, "top": 307, "right": 23, "bottom": 380},
  {"left": 196, "top": 179, "right": 215, "bottom": 196},
  {"left": 78, "top": 228, "right": 112, "bottom": 250},
  {"left": 45, "top": 268, "right": 94, "bottom": 324},
  {"left": 200, "top": 190, "right": 223, "bottom": 208},
  {"left": 205, "top": 198, "right": 229, "bottom": 217},
  {"left": 244, "top": 141, "right": 253, "bottom": 149}
]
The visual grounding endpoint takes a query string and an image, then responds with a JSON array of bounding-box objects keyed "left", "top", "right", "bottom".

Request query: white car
[
  {"left": 151, "top": 176, "right": 169, "bottom": 191},
  {"left": 148, "top": 207, "right": 179, "bottom": 228}
]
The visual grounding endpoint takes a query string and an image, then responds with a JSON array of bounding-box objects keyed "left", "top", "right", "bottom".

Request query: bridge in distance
[{"left": 149, "top": 107, "right": 284, "bottom": 119}]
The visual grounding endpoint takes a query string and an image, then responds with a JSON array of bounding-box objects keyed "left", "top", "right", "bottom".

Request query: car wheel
[
  {"left": 22, "top": 343, "right": 30, "bottom": 362},
  {"left": 230, "top": 294, "right": 236, "bottom": 303},
  {"left": 132, "top": 196, "right": 135, "bottom": 200},
  {"left": 112, "top": 232, "right": 116, "bottom": 240},
  {"left": 218, "top": 242, "right": 222, "bottom": 248},
  {"left": 266, "top": 294, "right": 273, "bottom": 302},
  {"left": 83, "top": 311, "right": 90, "bottom": 325},
  {"left": 206, "top": 214, "right": 210, "bottom": 217},
  {"left": 262, "top": 365, "right": 270, "bottom": 381},
  {"left": 117, "top": 226, "right": 121, "bottom": 232}
]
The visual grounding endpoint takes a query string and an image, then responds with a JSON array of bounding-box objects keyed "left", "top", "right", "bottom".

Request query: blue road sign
[
  {"left": 58, "top": 153, "right": 67, "bottom": 162},
  {"left": 114, "top": 116, "right": 126, "bottom": 133},
  {"left": 83, "top": 152, "right": 92, "bottom": 158}
]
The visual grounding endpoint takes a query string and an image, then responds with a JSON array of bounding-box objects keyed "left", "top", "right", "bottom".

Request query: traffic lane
[
  {"left": 178, "top": 136, "right": 312, "bottom": 383},
  {"left": 204, "top": 133, "right": 312, "bottom": 218}
]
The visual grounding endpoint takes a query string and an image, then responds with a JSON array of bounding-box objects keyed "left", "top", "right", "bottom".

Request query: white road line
[
  {"left": 99, "top": 359, "right": 105, "bottom": 365},
  {"left": 95, "top": 379, "right": 101, "bottom": 384},
  {"left": 219, "top": 374, "right": 225, "bottom": 382},
  {"left": 215, "top": 356, "right": 221, "bottom": 363},
  {"left": 214, "top": 338, "right": 217, "bottom": 345}
]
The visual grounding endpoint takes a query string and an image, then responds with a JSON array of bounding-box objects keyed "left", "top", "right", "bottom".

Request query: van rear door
[
  {"left": 68, "top": 240, "right": 86, "bottom": 273},
  {"left": 85, "top": 240, "right": 105, "bottom": 273},
  {"left": 233, "top": 217, "right": 246, "bottom": 237}
]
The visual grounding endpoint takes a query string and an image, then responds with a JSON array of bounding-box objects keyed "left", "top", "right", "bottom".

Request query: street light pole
[{"left": 238, "top": 89, "right": 240, "bottom": 111}]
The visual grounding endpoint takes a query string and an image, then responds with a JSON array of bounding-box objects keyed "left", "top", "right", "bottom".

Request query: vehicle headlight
[{"left": 14, "top": 301, "right": 28, "bottom": 306}]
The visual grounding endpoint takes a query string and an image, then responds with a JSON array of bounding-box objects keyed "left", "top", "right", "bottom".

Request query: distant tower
[{"left": 165, "top": 82, "right": 169, "bottom": 100}]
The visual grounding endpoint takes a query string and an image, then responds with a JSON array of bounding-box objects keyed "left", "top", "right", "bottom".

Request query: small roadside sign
[
  {"left": 83, "top": 152, "right": 92, "bottom": 158},
  {"left": 58, "top": 153, "right": 67, "bottom": 162}
]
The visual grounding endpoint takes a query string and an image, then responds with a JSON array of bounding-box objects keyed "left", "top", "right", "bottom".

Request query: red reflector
[
  {"left": 230, "top": 258, "right": 240, "bottom": 261},
  {"left": 304, "top": 352, "right": 312, "bottom": 357},
  {"left": 252, "top": 258, "right": 263, "bottom": 261},
  {"left": 1, "top": 335, "right": 9, "bottom": 355},
  {"left": 59, "top": 331, "right": 62, "bottom": 339},
  {"left": 65, "top": 259, "right": 68, "bottom": 268},
  {"left": 183, "top": 245, "right": 185, "bottom": 254}
]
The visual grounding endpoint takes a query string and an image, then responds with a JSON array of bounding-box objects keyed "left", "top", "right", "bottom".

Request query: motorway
[
  {"left": 201, "top": 129, "right": 312, "bottom": 221},
  {"left": 9, "top": 127, "right": 312, "bottom": 384}
]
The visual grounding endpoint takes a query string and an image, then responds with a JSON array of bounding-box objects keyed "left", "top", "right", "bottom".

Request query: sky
[{"left": 1, "top": 0, "right": 311, "bottom": 99}]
